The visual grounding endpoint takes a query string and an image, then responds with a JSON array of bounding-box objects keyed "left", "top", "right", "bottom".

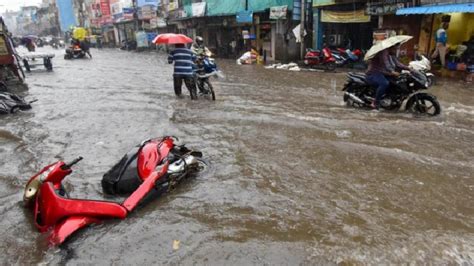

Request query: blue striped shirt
[{"left": 168, "top": 48, "right": 196, "bottom": 77}]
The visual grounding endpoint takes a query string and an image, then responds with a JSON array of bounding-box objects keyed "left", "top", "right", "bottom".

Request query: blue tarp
[
  {"left": 396, "top": 3, "right": 474, "bottom": 15},
  {"left": 56, "top": 0, "right": 76, "bottom": 32}
]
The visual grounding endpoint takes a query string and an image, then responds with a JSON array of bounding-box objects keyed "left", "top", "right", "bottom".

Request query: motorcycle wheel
[
  {"left": 203, "top": 80, "right": 216, "bottom": 101},
  {"left": 406, "top": 93, "right": 441, "bottom": 116},
  {"left": 326, "top": 62, "right": 336, "bottom": 71}
]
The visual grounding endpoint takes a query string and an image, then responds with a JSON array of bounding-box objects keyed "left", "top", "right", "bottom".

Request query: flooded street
[{"left": 1, "top": 46, "right": 473, "bottom": 264}]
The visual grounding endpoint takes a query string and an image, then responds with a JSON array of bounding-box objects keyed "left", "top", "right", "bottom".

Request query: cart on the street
[
  {"left": 20, "top": 52, "right": 54, "bottom": 72},
  {"left": 0, "top": 17, "right": 25, "bottom": 83}
]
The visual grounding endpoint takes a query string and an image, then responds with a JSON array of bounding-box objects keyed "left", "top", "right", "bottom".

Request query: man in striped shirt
[{"left": 168, "top": 44, "right": 197, "bottom": 99}]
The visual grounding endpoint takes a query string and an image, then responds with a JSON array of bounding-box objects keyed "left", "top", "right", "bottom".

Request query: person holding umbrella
[
  {"left": 153, "top": 34, "right": 197, "bottom": 99},
  {"left": 364, "top": 35, "right": 412, "bottom": 109}
]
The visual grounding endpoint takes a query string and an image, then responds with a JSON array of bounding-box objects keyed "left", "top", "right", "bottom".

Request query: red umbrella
[{"left": 152, "top": 33, "right": 193, "bottom": 45}]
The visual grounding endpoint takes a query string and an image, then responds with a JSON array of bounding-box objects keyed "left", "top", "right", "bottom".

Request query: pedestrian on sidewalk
[
  {"left": 168, "top": 43, "right": 197, "bottom": 99},
  {"left": 431, "top": 22, "right": 449, "bottom": 67}
]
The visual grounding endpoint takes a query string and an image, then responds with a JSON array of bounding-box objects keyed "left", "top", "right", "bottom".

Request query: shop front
[
  {"left": 397, "top": 3, "right": 474, "bottom": 78},
  {"left": 313, "top": 1, "right": 377, "bottom": 51}
]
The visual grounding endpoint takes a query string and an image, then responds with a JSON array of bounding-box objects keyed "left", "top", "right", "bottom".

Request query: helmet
[{"left": 195, "top": 36, "right": 204, "bottom": 46}]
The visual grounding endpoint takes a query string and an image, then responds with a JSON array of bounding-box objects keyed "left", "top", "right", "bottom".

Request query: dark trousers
[
  {"left": 173, "top": 76, "right": 195, "bottom": 96},
  {"left": 366, "top": 72, "right": 389, "bottom": 107}
]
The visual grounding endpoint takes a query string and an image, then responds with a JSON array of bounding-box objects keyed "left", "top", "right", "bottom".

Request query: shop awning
[{"left": 396, "top": 3, "right": 474, "bottom": 15}]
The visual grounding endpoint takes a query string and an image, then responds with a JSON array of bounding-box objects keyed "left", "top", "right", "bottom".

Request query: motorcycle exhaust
[
  {"left": 344, "top": 92, "right": 365, "bottom": 104},
  {"left": 168, "top": 155, "right": 199, "bottom": 174}
]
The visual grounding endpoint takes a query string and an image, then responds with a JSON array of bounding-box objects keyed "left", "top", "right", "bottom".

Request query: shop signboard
[
  {"left": 366, "top": 1, "right": 408, "bottom": 15},
  {"left": 270, "top": 5, "right": 287, "bottom": 20},
  {"left": 111, "top": 0, "right": 123, "bottom": 20},
  {"left": 150, "top": 18, "right": 166, "bottom": 28},
  {"left": 137, "top": 0, "right": 158, "bottom": 7},
  {"left": 138, "top": 5, "right": 157, "bottom": 20},
  {"left": 168, "top": 0, "right": 179, "bottom": 11},
  {"left": 236, "top": 10, "right": 253, "bottom": 23},
  {"left": 192, "top": 2, "right": 206, "bottom": 17},
  {"left": 100, "top": 0, "right": 111, "bottom": 16},
  {"left": 321, "top": 9, "right": 370, "bottom": 23}
]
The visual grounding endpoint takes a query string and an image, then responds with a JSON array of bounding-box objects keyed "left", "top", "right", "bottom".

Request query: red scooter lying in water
[{"left": 23, "top": 137, "right": 202, "bottom": 246}]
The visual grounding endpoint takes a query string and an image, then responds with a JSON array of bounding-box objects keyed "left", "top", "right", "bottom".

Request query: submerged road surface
[{"left": 1, "top": 47, "right": 473, "bottom": 264}]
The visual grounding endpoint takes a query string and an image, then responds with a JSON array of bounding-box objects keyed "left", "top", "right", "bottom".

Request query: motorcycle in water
[
  {"left": 64, "top": 43, "right": 86, "bottom": 59},
  {"left": 0, "top": 91, "right": 34, "bottom": 114},
  {"left": 303, "top": 47, "right": 337, "bottom": 71},
  {"left": 195, "top": 56, "right": 220, "bottom": 101},
  {"left": 23, "top": 137, "right": 203, "bottom": 246},
  {"left": 409, "top": 55, "right": 435, "bottom": 86},
  {"left": 342, "top": 70, "right": 441, "bottom": 116},
  {"left": 64, "top": 40, "right": 91, "bottom": 59}
]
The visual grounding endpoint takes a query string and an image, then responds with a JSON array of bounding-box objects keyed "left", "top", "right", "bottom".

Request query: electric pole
[{"left": 299, "top": 0, "right": 305, "bottom": 59}]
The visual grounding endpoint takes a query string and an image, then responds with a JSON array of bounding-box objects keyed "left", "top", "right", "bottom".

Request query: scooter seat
[{"left": 35, "top": 182, "right": 127, "bottom": 232}]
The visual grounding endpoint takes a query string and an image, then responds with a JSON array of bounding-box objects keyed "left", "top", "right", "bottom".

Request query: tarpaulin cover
[
  {"left": 248, "top": 0, "right": 293, "bottom": 12},
  {"left": 56, "top": 0, "right": 76, "bottom": 32},
  {"left": 321, "top": 9, "right": 370, "bottom": 23},
  {"left": 204, "top": 0, "right": 293, "bottom": 17},
  {"left": 396, "top": 3, "right": 474, "bottom": 15},
  {"left": 206, "top": 0, "right": 242, "bottom": 16}
]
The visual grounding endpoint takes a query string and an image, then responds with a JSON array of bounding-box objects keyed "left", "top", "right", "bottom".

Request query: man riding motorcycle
[
  {"left": 191, "top": 37, "right": 212, "bottom": 94},
  {"left": 191, "top": 36, "right": 211, "bottom": 57}
]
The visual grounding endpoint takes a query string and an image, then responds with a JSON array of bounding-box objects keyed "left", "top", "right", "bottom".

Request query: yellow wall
[{"left": 431, "top": 13, "right": 474, "bottom": 49}]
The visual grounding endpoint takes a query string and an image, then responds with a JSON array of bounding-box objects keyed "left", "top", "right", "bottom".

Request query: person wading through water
[{"left": 168, "top": 43, "right": 197, "bottom": 99}]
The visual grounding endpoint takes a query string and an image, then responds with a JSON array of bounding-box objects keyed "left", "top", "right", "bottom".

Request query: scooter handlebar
[{"left": 61, "top": 156, "right": 83, "bottom": 170}]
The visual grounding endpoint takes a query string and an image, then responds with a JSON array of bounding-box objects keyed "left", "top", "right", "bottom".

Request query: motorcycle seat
[{"left": 35, "top": 182, "right": 127, "bottom": 231}]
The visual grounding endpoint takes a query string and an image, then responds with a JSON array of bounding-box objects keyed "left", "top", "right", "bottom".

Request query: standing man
[
  {"left": 168, "top": 43, "right": 197, "bottom": 99},
  {"left": 431, "top": 22, "right": 449, "bottom": 67}
]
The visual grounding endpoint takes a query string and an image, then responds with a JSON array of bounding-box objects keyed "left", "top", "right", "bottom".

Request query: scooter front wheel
[{"left": 325, "top": 62, "right": 336, "bottom": 71}]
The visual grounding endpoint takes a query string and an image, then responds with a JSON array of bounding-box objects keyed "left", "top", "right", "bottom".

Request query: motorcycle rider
[
  {"left": 191, "top": 36, "right": 211, "bottom": 93},
  {"left": 366, "top": 46, "right": 403, "bottom": 109},
  {"left": 191, "top": 36, "right": 211, "bottom": 57}
]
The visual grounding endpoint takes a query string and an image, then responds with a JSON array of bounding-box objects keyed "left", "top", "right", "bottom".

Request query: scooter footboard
[{"left": 49, "top": 216, "right": 101, "bottom": 246}]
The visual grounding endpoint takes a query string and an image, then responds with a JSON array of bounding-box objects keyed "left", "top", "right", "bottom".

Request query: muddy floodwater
[{"left": 1, "top": 47, "right": 473, "bottom": 264}]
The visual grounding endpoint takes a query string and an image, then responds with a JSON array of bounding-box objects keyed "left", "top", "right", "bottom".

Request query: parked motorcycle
[
  {"left": 303, "top": 47, "right": 337, "bottom": 71},
  {"left": 195, "top": 56, "right": 220, "bottom": 101},
  {"left": 23, "top": 137, "right": 203, "bottom": 246},
  {"left": 331, "top": 48, "right": 363, "bottom": 67},
  {"left": 342, "top": 70, "right": 441, "bottom": 116},
  {"left": 409, "top": 55, "right": 435, "bottom": 86}
]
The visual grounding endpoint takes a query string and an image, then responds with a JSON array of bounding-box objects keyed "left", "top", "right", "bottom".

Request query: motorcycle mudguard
[{"left": 48, "top": 216, "right": 101, "bottom": 246}]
